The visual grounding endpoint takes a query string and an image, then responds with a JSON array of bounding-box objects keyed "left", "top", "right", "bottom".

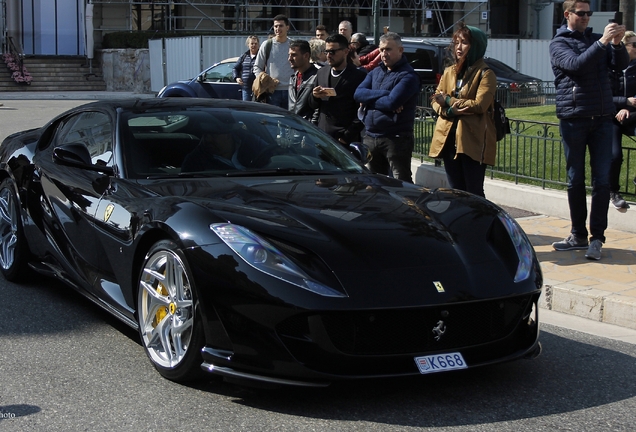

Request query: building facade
[{"left": 0, "top": 0, "right": 628, "bottom": 56}]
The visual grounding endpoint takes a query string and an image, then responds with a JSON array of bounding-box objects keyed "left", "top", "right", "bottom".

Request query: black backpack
[
  {"left": 481, "top": 69, "right": 511, "bottom": 141},
  {"left": 492, "top": 99, "right": 511, "bottom": 141}
]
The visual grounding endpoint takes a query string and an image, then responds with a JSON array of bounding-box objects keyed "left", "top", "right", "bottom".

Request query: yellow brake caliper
[{"left": 153, "top": 279, "right": 170, "bottom": 327}]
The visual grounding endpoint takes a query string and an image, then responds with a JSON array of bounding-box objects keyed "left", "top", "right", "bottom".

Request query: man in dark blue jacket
[
  {"left": 549, "top": 0, "right": 628, "bottom": 260},
  {"left": 354, "top": 32, "right": 420, "bottom": 183}
]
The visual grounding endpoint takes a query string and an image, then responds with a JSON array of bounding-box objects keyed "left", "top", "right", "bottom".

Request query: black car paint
[{"left": 0, "top": 98, "right": 542, "bottom": 385}]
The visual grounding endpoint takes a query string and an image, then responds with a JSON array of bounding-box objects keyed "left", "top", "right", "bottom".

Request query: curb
[{"left": 542, "top": 284, "right": 636, "bottom": 330}]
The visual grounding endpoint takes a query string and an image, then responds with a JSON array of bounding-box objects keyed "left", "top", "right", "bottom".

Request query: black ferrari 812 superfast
[{"left": 0, "top": 98, "right": 542, "bottom": 387}]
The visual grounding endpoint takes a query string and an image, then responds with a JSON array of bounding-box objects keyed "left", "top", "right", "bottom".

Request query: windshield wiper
[
  {"left": 144, "top": 172, "right": 223, "bottom": 179},
  {"left": 225, "top": 168, "right": 324, "bottom": 177}
]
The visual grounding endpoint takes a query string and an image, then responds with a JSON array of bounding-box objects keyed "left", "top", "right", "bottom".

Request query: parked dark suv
[{"left": 400, "top": 37, "right": 452, "bottom": 86}]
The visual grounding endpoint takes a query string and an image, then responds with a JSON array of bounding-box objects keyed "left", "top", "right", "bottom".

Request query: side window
[
  {"left": 204, "top": 62, "right": 234, "bottom": 82},
  {"left": 56, "top": 112, "right": 113, "bottom": 166},
  {"left": 404, "top": 48, "right": 438, "bottom": 85}
]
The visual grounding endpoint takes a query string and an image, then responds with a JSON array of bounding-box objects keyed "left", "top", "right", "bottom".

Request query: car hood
[{"left": 140, "top": 174, "right": 536, "bottom": 304}]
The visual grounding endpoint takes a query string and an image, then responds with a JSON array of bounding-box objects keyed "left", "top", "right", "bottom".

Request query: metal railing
[
  {"left": 413, "top": 107, "right": 636, "bottom": 197},
  {"left": 418, "top": 82, "right": 557, "bottom": 109}
]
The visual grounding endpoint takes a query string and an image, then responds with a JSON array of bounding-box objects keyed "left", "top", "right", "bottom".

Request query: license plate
[{"left": 414, "top": 352, "right": 467, "bottom": 374}]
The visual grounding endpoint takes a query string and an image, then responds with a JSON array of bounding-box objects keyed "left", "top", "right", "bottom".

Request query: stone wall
[{"left": 99, "top": 48, "right": 152, "bottom": 93}]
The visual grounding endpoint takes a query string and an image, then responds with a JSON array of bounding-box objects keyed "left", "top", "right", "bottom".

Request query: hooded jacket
[
  {"left": 428, "top": 26, "right": 497, "bottom": 165},
  {"left": 550, "top": 25, "right": 629, "bottom": 119}
]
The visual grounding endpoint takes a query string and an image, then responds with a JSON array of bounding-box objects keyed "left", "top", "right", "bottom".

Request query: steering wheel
[{"left": 249, "top": 144, "right": 282, "bottom": 167}]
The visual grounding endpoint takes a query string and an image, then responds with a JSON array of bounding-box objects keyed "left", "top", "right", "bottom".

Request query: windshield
[{"left": 119, "top": 107, "right": 366, "bottom": 179}]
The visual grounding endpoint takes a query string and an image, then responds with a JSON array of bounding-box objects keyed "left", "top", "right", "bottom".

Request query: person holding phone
[
  {"left": 609, "top": 30, "right": 636, "bottom": 209},
  {"left": 310, "top": 34, "right": 367, "bottom": 147},
  {"left": 549, "top": 0, "right": 628, "bottom": 260}
]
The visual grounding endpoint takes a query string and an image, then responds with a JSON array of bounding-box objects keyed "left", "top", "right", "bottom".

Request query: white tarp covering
[{"left": 85, "top": 3, "right": 94, "bottom": 59}]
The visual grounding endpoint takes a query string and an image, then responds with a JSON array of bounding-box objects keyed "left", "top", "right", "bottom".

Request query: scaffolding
[{"left": 90, "top": 0, "right": 489, "bottom": 37}]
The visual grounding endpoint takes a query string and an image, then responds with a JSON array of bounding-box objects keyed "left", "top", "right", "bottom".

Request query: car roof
[
  {"left": 484, "top": 57, "right": 541, "bottom": 82},
  {"left": 74, "top": 98, "right": 291, "bottom": 114},
  {"left": 401, "top": 37, "right": 452, "bottom": 47}
]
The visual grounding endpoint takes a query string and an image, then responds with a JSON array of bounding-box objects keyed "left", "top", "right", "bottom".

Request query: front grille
[{"left": 277, "top": 294, "right": 533, "bottom": 356}]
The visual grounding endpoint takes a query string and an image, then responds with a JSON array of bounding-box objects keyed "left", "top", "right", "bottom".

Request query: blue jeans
[
  {"left": 242, "top": 86, "right": 253, "bottom": 102},
  {"left": 269, "top": 90, "right": 289, "bottom": 109},
  {"left": 559, "top": 116, "right": 613, "bottom": 243},
  {"left": 363, "top": 133, "right": 414, "bottom": 183}
]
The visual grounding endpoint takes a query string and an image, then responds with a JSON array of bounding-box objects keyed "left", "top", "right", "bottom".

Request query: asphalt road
[
  {"left": 1, "top": 276, "right": 636, "bottom": 431},
  {"left": 0, "top": 99, "right": 89, "bottom": 138}
]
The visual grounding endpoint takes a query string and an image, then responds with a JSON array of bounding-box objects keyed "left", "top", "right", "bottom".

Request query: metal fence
[
  {"left": 413, "top": 106, "right": 636, "bottom": 197},
  {"left": 418, "top": 82, "right": 557, "bottom": 109}
]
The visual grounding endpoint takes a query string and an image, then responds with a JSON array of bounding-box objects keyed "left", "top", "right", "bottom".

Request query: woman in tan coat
[{"left": 429, "top": 23, "right": 497, "bottom": 198}]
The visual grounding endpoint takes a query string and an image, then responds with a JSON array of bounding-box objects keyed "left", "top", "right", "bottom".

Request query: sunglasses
[
  {"left": 323, "top": 48, "right": 345, "bottom": 55},
  {"left": 571, "top": 10, "right": 593, "bottom": 17}
]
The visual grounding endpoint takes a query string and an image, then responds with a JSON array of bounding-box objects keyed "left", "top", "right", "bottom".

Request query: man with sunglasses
[
  {"left": 310, "top": 34, "right": 367, "bottom": 147},
  {"left": 549, "top": 0, "right": 628, "bottom": 260}
]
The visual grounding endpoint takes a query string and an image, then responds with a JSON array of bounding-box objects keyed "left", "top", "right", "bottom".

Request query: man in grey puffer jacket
[{"left": 549, "top": 0, "right": 628, "bottom": 261}]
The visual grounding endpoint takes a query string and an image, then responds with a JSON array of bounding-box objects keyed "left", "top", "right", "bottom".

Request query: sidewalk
[
  {"left": 0, "top": 91, "right": 156, "bottom": 100},
  {"left": 517, "top": 215, "right": 636, "bottom": 330}
]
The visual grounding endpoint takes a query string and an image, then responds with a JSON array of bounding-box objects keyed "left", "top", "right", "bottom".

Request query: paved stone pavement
[{"left": 517, "top": 214, "right": 636, "bottom": 330}]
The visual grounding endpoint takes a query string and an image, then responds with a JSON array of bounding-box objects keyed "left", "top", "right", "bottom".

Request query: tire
[
  {"left": 137, "top": 240, "right": 205, "bottom": 382},
  {"left": 0, "top": 178, "right": 28, "bottom": 282}
]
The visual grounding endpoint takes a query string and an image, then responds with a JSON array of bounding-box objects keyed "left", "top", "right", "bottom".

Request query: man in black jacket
[
  {"left": 288, "top": 40, "right": 318, "bottom": 122},
  {"left": 310, "top": 34, "right": 367, "bottom": 147}
]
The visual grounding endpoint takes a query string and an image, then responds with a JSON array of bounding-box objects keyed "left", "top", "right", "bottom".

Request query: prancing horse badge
[
  {"left": 104, "top": 204, "right": 115, "bottom": 223},
  {"left": 433, "top": 281, "right": 445, "bottom": 293}
]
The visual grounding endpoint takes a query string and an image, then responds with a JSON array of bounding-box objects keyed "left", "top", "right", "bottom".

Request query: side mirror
[
  {"left": 53, "top": 143, "right": 114, "bottom": 175},
  {"left": 348, "top": 142, "right": 372, "bottom": 165}
]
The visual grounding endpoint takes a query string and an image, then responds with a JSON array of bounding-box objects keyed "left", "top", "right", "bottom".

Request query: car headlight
[
  {"left": 210, "top": 223, "right": 346, "bottom": 298},
  {"left": 496, "top": 212, "right": 534, "bottom": 282}
]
